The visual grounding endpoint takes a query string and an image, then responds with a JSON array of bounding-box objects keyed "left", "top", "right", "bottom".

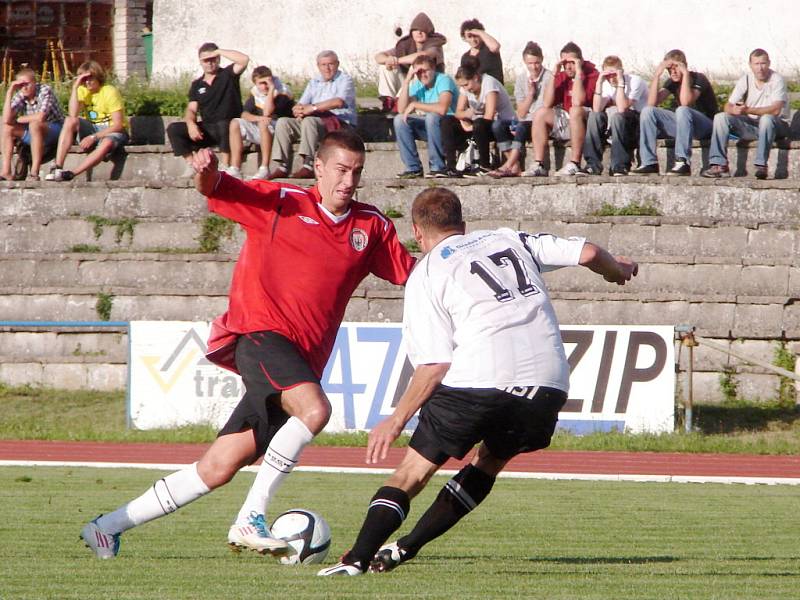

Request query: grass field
[
  {"left": 1, "top": 466, "right": 798, "bottom": 600},
  {"left": 3, "top": 385, "right": 799, "bottom": 454}
]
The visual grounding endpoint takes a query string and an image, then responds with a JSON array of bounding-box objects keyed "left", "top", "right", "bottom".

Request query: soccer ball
[{"left": 270, "top": 509, "right": 331, "bottom": 565}]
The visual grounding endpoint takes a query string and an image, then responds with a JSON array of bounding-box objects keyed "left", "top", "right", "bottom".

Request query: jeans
[
  {"left": 638, "top": 106, "right": 713, "bottom": 166},
  {"left": 583, "top": 108, "right": 640, "bottom": 171},
  {"left": 708, "top": 112, "right": 790, "bottom": 167},
  {"left": 393, "top": 112, "right": 445, "bottom": 172}
]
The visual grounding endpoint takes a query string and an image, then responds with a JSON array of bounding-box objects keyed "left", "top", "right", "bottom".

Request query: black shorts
[
  {"left": 217, "top": 331, "right": 319, "bottom": 456},
  {"left": 409, "top": 385, "right": 568, "bottom": 465}
]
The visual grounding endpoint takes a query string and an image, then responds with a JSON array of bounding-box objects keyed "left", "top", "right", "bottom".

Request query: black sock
[
  {"left": 348, "top": 486, "right": 410, "bottom": 567},
  {"left": 398, "top": 464, "right": 495, "bottom": 558}
]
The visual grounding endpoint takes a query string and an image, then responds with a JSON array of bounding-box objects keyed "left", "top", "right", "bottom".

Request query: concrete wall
[{"left": 152, "top": 0, "right": 800, "bottom": 82}]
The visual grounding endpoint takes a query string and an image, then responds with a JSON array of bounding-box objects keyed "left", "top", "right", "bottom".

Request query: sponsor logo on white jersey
[
  {"left": 298, "top": 215, "right": 320, "bottom": 225},
  {"left": 350, "top": 228, "right": 368, "bottom": 251}
]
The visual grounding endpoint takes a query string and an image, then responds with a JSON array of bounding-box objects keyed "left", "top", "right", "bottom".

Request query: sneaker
[
  {"left": 700, "top": 164, "right": 730, "bottom": 178},
  {"left": 81, "top": 516, "right": 120, "bottom": 559},
  {"left": 610, "top": 167, "right": 630, "bottom": 177},
  {"left": 369, "top": 541, "right": 412, "bottom": 573},
  {"left": 754, "top": 165, "right": 768, "bottom": 180},
  {"left": 555, "top": 161, "right": 585, "bottom": 177},
  {"left": 426, "top": 170, "right": 449, "bottom": 179},
  {"left": 631, "top": 163, "right": 659, "bottom": 175},
  {"left": 227, "top": 511, "right": 289, "bottom": 556},
  {"left": 667, "top": 160, "right": 691, "bottom": 176},
  {"left": 444, "top": 168, "right": 464, "bottom": 178},
  {"left": 396, "top": 170, "right": 423, "bottom": 179},
  {"left": 225, "top": 166, "right": 243, "bottom": 179},
  {"left": 462, "top": 166, "right": 490, "bottom": 178},
  {"left": 266, "top": 165, "right": 288, "bottom": 180},
  {"left": 249, "top": 166, "right": 271, "bottom": 181},
  {"left": 584, "top": 164, "right": 603, "bottom": 176},
  {"left": 522, "top": 163, "right": 548, "bottom": 177},
  {"left": 317, "top": 560, "right": 365, "bottom": 576},
  {"left": 45, "top": 166, "right": 73, "bottom": 182}
]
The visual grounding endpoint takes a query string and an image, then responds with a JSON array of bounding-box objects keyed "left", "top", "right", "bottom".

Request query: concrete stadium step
[
  {"left": 50, "top": 138, "right": 800, "bottom": 182},
  {"left": 3, "top": 177, "right": 800, "bottom": 225}
]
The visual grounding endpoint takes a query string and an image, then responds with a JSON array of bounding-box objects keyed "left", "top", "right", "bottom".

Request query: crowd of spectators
[{"left": 0, "top": 13, "right": 794, "bottom": 182}]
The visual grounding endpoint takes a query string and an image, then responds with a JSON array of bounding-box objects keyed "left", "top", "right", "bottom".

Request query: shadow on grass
[
  {"left": 527, "top": 556, "right": 679, "bottom": 565},
  {"left": 693, "top": 402, "right": 800, "bottom": 434}
]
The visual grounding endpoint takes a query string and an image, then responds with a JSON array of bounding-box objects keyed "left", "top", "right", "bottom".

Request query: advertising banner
[{"left": 129, "top": 322, "right": 674, "bottom": 434}]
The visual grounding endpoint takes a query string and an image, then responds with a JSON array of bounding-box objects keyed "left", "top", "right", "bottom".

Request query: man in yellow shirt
[{"left": 46, "top": 61, "right": 129, "bottom": 181}]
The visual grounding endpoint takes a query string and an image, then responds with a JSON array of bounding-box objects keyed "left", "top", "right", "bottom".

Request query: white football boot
[{"left": 227, "top": 511, "right": 289, "bottom": 556}]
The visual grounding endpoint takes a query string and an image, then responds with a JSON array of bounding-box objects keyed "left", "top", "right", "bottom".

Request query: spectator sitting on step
[
  {"left": 459, "top": 18, "right": 503, "bottom": 83},
  {"left": 701, "top": 48, "right": 790, "bottom": 180},
  {"left": 166, "top": 42, "right": 249, "bottom": 176},
  {"left": 267, "top": 50, "right": 357, "bottom": 179},
  {"left": 489, "top": 41, "right": 553, "bottom": 178},
  {"left": 375, "top": 12, "right": 447, "bottom": 114},
  {"left": 45, "top": 61, "right": 129, "bottom": 182},
  {"left": 632, "top": 49, "right": 717, "bottom": 176},
  {"left": 393, "top": 54, "right": 458, "bottom": 179},
  {"left": 583, "top": 55, "right": 648, "bottom": 176},
  {"left": 441, "top": 59, "right": 515, "bottom": 177},
  {"left": 227, "top": 66, "right": 295, "bottom": 180},
  {"left": 524, "top": 41, "right": 599, "bottom": 177},
  {"left": 1, "top": 66, "right": 64, "bottom": 181}
]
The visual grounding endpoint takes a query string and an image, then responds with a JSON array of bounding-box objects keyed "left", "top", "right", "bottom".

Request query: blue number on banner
[
  {"left": 357, "top": 326, "right": 404, "bottom": 429},
  {"left": 321, "top": 327, "right": 366, "bottom": 429}
]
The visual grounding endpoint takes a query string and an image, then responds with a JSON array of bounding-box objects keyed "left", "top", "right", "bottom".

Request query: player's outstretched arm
[
  {"left": 366, "top": 362, "right": 450, "bottom": 464},
  {"left": 192, "top": 148, "right": 220, "bottom": 197},
  {"left": 579, "top": 241, "right": 638, "bottom": 285}
]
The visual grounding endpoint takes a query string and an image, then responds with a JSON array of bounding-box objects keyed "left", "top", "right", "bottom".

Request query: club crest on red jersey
[
  {"left": 298, "top": 215, "right": 320, "bottom": 225},
  {"left": 350, "top": 228, "right": 368, "bottom": 251}
]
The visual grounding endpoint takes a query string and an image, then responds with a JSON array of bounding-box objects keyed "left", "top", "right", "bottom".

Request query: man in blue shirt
[
  {"left": 394, "top": 55, "right": 458, "bottom": 178},
  {"left": 269, "top": 50, "right": 357, "bottom": 179}
]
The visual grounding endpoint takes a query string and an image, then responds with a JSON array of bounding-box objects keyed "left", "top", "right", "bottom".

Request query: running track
[{"left": 2, "top": 440, "right": 799, "bottom": 485}]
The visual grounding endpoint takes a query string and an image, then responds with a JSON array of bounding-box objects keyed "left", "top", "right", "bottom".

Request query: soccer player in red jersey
[{"left": 81, "top": 130, "right": 416, "bottom": 559}]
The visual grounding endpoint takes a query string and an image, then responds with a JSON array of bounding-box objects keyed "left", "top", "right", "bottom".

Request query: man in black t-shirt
[
  {"left": 166, "top": 42, "right": 249, "bottom": 173},
  {"left": 633, "top": 49, "right": 717, "bottom": 176},
  {"left": 459, "top": 19, "right": 503, "bottom": 84}
]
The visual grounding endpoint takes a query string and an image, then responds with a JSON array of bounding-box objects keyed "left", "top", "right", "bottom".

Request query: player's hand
[
  {"left": 187, "top": 121, "right": 203, "bottom": 141},
  {"left": 191, "top": 148, "right": 218, "bottom": 174},
  {"left": 366, "top": 416, "right": 404, "bottom": 464},
  {"left": 607, "top": 256, "right": 638, "bottom": 285}
]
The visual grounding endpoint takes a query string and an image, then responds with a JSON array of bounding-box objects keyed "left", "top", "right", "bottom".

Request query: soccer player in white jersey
[{"left": 319, "top": 186, "right": 637, "bottom": 575}]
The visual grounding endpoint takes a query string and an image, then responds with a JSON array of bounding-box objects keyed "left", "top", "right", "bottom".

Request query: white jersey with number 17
[{"left": 402, "top": 228, "right": 585, "bottom": 392}]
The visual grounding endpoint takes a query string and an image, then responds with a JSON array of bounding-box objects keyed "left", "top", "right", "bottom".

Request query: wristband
[{"left": 311, "top": 104, "right": 318, "bottom": 112}]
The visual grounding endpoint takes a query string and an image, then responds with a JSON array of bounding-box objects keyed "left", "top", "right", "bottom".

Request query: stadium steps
[{"left": 53, "top": 137, "right": 800, "bottom": 182}]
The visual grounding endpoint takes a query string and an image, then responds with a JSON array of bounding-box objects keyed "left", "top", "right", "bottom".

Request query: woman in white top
[{"left": 441, "top": 59, "right": 515, "bottom": 176}]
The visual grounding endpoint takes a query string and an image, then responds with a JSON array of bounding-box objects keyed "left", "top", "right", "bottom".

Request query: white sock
[
  {"left": 235, "top": 416, "right": 314, "bottom": 525},
  {"left": 97, "top": 462, "right": 211, "bottom": 534}
]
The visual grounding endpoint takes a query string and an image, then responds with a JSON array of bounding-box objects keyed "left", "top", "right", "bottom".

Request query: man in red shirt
[
  {"left": 81, "top": 129, "right": 415, "bottom": 559},
  {"left": 526, "top": 41, "right": 598, "bottom": 177}
]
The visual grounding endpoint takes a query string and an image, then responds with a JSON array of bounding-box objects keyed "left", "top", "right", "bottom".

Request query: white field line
[{"left": 1, "top": 460, "right": 799, "bottom": 486}]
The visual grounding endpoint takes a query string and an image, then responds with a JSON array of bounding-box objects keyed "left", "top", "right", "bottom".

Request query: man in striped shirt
[{"left": 1, "top": 67, "right": 64, "bottom": 180}]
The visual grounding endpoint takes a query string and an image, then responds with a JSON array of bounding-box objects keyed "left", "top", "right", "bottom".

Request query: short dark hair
[
  {"left": 460, "top": 18, "right": 484, "bottom": 38},
  {"left": 412, "top": 187, "right": 463, "bottom": 232},
  {"left": 412, "top": 54, "right": 436, "bottom": 69},
  {"left": 455, "top": 62, "right": 479, "bottom": 81},
  {"left": 522, "top": 41, "right": 543, "bottom": 59},
  {"left": 198, "top": 42, "right": 218, "bottom": 56},
  {"left": 749, "top": 48, "right": 769, "bottom": 61},
  {"left": 317, "top": 129, "right": 366, "bottom": 162},
  {"left": 560, "top": 41, "right": 583, "bottom": 59},
  {"left": 251, "top": 65, "right": 273, "bottom": 81}
]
